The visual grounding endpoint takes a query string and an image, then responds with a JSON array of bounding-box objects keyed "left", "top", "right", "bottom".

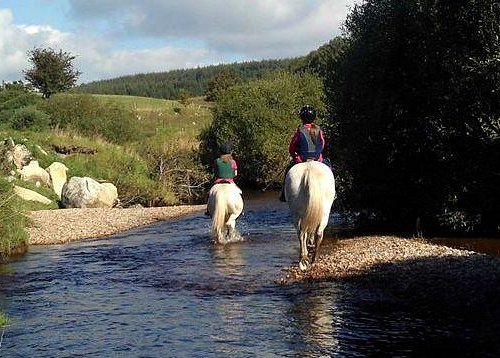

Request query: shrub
[
  {"left": 0, "top": 92, "right": 40, "bottom": 111},
  {"left": 40, "top": 93, "right": 141, "bottom": 144},
  {"left": 0, "top": 89, "right": 42, "bottom": 126},
  {"left": 61, "top": 143, "right": 175, "bottom": 206},
  {"left": 199, "top": 71, "right": 324, "bottom": 187},
  {"left": 136, "top": 136, "right": 210, "bottom": 204},
  {"left": 325, "top": 0, "right": 500, "bottom": 234},
  {"left": 10, "top": 105, "right": 51, "bottom": 130}
]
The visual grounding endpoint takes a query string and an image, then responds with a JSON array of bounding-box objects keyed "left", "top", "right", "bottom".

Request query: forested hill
[{"left": 75, "top": 58, "right": 297, "bottom": 99}]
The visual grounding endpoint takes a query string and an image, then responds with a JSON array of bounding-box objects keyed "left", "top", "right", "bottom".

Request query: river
[{"left": 0, "top": 194, "right": 499, "bottom": 357}]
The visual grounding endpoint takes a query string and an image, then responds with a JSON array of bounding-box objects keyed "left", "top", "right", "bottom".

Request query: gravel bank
[
  {"left": 28, "top": 205, "right": 205, "bottom": 245},
  {"left": 280, "top": 235, "right": 500, "bottom": 307}
]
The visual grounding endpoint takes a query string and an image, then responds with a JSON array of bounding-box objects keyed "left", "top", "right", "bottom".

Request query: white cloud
[
  {"left": 68, "top": 0, "right": 354, "bottom": 58},
  {"left": 0, "top": 7, "right": 221, "bottom": 83},
  {"left": 0, "top": 1, "right": 356, "bottom": 83},
  {"left": 0, "top": 9, "right": 72, "bottom": 82}
]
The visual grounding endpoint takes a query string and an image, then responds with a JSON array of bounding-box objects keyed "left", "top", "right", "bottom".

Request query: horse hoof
[{"left": 299, "top": 259, "right": 309, "bottom": 272}]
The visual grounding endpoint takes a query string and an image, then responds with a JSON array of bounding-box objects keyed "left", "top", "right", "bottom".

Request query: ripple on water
[{"left": 1, "top": 200, "right": 500, "bottom": 356}]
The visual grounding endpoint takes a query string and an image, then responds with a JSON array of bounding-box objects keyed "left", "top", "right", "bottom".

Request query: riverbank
[
  {"left": 280, "top": 235, "right": 500, "bottom": 309},
  {"left": 27, "top": 205, "right": 205, "bottom": 245}
]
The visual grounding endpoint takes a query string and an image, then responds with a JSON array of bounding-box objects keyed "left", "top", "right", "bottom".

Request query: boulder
[
  {"left": 5, "top": 140, "right": 32, "bottom": 169},
  {"left": 19, "top": 160, "right": 51, "bottom": 187},
  {"left": 46, "top": 162, "right": 68, "bottom": 199},
  {"left": 14, "top": 185, "right": 52, "bottom": 205},
  {"left": 61, "top": 177, "right": 118, "bottom": 208}
]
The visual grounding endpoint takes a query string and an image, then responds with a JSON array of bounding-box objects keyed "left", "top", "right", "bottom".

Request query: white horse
[
  {"left": 284, "top": 161, "right": 336, "bottom": 271},
  {"left": 207, "top": 183, "right": 244, "bottom": 244}
]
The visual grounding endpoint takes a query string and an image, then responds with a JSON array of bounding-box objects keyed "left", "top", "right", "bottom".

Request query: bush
[
  {"left": 325, "top": 0, "right": 500, "bottom": 235},
  {"left": 10, "top": 105, "right": 51, "bottom": 130},
  {"left": 199, "top": 71, "right": 324, "bottom": 187},
  {"left": 41, "top": 93, "right": 141, "bottom": 144},
  {"left": 61, "top": 143, "right": 175, "bottom": 206},
  {"left": 136, "top": 136, "right": 210, "bottom": 204},
  {"left": 0, "top": 88, "right": 42, "bottom": 126},
  {"left": 0, "top": 91, "right": 40, "bottom": 111}
]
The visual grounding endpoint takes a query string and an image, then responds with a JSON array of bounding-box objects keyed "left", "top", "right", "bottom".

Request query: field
[{"left": 93, "top": 94, "right": 213, "bottom": 142}]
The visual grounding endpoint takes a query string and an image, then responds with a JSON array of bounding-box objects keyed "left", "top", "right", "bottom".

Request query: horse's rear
[
  {"left": 285, "top": 161, "right": 335, "bottom": 271},
  {"left": 207, "top": 183, "right": 244, "bottom": 244}
]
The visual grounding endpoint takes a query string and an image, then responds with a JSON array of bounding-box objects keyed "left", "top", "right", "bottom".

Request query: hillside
[{"left": 75, "top": 58, "right": 298, "bottom": 100}]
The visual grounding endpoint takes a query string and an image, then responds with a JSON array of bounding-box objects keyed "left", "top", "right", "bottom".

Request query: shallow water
[{"left": 0, "top": 193, "right": 500, "bottom": 357}]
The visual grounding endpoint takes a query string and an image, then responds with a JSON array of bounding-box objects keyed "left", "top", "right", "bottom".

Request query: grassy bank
[
  {"left": 1, "top": 92, "right": 213, "bottom": 206},
  {"left": 0, "top": 179, "right": 29, "bottom": 259},
  {"left": 0, "top": 90, "right": 213, "bottom": 260}
]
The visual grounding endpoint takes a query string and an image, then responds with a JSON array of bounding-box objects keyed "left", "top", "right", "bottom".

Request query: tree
[
  {"left": 290, "top": 36, "right": 349, "bottom": 79},
  {"left": 199, "top": 71, "right": 324, "bottom": 187},
  {"left": 205, "top": 67, "right": 240, "bottom": 101},
  {"left": 324, "top": 0, "right": 500, "bottom": 234},
  {"left": 24, "top": 47, "right": 81, "bottom": 98}
]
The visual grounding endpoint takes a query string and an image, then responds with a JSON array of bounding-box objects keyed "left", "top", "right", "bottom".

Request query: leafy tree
[
  {"left": 178, "top": 89, "right": 192, "bottom": 105},
  {"left": 199, "top": 71, "right": 324, "bottom": 187},
  {"left": 24, "top": 47, "right": 81, "bottom": 98},
  {"left": 205, "top": 67, "right": 240, "bottom": 101},
  {"left": 0, "top": 80, "right": 33, "bottom": 93},
  {"left": 0, "top": 81, "right": 41, "bottom": 125},
  {"left": 290, "top": 37, "right": 349, "bottom": 79},
  {"left": 325, "top": 0, "right": 500, "bottom": 234}
]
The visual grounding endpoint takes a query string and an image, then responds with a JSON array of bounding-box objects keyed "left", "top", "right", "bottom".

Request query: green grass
[
  {"left": 93, "top": 94, "right": 177, "bottom": 112},
  {"left": 3, "top": 129, "right": 177, "bottom": 206},
  {"left": 0, "top": 179, "right": 29, "bottom": 259},
  {"left": 1, "top": 94, "right": 214, "bottom": 209},
  {"left": 92, "top": 94, "right": 213, "bottom": 140}
]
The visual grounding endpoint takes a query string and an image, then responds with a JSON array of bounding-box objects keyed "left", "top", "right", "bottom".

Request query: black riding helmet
[
  {"left": 220, "top": 142, "right": 233, "bottom": 155},
  {"left": 299, "top": 105, "right": 316, "bottom": 124}
]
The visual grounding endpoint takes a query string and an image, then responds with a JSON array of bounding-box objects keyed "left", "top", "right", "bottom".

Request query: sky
[{"left": 0, "top": 0, "right": 356, "bottom": 84}]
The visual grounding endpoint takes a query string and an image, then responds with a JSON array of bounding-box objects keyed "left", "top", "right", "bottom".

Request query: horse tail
[
  {"left": 300, "top": 164, "right": 323, "bottom": 235},
  {"left": 211, "top": 190, "right": 227, "bottom": 238}
]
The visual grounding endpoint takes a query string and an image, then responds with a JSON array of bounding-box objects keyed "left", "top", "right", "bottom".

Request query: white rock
[
  {"left": 14, "top": 185, "right": 52, "bottom": 205},
  {"left": 46, "top": 162, "right": 68, "bottom": 199},
  {"left": 19, "top": 160, "right": 51, "bottom": 187},
  {"left": 61, "top": 177, "right": 118, "bottom": 208}
]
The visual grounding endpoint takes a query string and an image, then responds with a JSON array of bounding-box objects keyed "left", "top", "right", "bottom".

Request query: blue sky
[{"left": 0, "top": 0, "right": 356, "bottom": 83}]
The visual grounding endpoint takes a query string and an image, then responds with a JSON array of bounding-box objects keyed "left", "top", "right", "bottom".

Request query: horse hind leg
[
  {"left": 312, "top": 210, "right": 330, "bottom": 263},
  {"left": 224, "top": 211, "right": 242, "bottom": 242},
  {"left": 312, "top": 230, "right": 324, "bottom": 264},
  {"left": 298, "top": 231, "right": 310, "bottom": 272}
]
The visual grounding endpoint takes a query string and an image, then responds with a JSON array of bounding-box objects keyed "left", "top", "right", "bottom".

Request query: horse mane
[{"left": 299, "top": 162, "right": 324, "bottom": 235}]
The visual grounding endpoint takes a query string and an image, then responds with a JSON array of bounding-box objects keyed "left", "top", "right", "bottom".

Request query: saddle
[{"left": 216, "top": 179, "right": 233, "bottom": 184}]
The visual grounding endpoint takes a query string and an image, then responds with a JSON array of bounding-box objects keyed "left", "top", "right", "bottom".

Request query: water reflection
[
  {"left": 211, "top": 242, "right": 246, "bottom": 278},
  {"left": 289, "top": 285, "right": 342, "bottom": 356}
]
